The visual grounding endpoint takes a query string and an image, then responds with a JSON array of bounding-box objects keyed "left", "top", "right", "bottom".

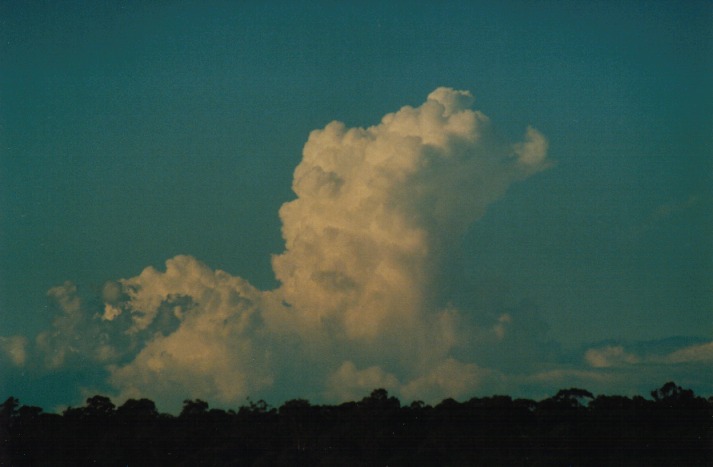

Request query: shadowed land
[{"left": 1, "top": 382, "right": 711, "bottom": 466}]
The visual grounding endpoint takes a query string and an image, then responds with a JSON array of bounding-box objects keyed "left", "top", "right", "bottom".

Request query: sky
[{"left": 1, "top": 1, "right": 711, "bottom": 413}]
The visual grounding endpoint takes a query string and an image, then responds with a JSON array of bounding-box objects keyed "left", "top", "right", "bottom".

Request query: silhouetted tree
[
  {"left": 648, "top": 382, "right": 712, "bottom": 465},
  {"left": 553, "top": 387, "right": 594, "bottom": 408},
  {"left": 180, "top": 398, "right": 209, "bottom": 417},
  {"left": 117, "top": 397, "right": 159, "bottom": 420},
  {"left": 84, "top": 394, "right": 116, "bottom": 418},
  {"left": 651, "top": 380, "right": 695, "bottom": 403},
  {"left": 2, "top": 383, "right": 712, "bottom": 466},
  {"left": 0, "top": 396, "right": 19, "bottom": 417}
]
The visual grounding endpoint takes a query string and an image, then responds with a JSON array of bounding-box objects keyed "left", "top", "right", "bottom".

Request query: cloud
[
  {"left": 6, "top": 88, "right": 554, "bottom": 410},
  {"left": 400, "top": 358, "right": 491, "bottom": 402},
  {"left": 35, "top": 281, "right": 92, "bottom": 369},
  {"left": 513, "top": 126, "right": 550, "bottom": 168},
  {"left": 0, "top": 336, "right": 28, "bottom": 366},
  {"left": 273, "top": 88, "right": 548, "bottom": 343},
  {"left": 458, "top": 301, "right": 561, "bottom": 376},
  {"left": 99, "top": 255, "right": 277, "bottom": 408},
  {"left": 663, "top": 341, "right": 713, "bottom": 364},
  {"left": 584, "top": 345, "right": 640, "bottom": 368},
  {"left": 630, "top": 193, "right": 706, "bottom": 239},
  {"left": 584, "top": 339, "right": 713, "bottom": 369},
  {"left": 545, "top": 339, "right": 713, "bottom": 397}
]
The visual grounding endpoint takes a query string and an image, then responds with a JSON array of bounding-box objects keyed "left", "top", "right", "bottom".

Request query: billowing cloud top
[{"left": 274, "top": 88, "right": 547, "bottom": 341}]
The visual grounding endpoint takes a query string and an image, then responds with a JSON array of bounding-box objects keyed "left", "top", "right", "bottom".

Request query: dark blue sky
[{"left": 1, "top": 1, "right": 711, "bottom": 411}]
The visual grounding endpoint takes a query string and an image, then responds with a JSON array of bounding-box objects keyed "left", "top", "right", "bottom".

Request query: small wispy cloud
[
  {"left": 650, "top": 195, "right": 701, "bottom": 224},
  {"left": 628, "top": 194, "right": 705, "bottom": 240}
]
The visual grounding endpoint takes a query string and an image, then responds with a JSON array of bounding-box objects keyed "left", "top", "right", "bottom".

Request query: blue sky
[{"left": 1, "top": 1, "right": 711, "bottom": 412}]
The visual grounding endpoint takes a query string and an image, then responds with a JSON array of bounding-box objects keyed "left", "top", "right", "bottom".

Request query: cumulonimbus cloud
[{"left": 4, "top": 88, "right": 558, "bottom": 410}]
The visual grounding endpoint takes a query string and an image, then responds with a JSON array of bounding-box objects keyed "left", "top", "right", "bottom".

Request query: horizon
[{"left": 6, "top": 380, "right": 710, "bottom": 417}]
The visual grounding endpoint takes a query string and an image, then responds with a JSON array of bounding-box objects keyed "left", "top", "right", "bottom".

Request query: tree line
[{"left": 1, "top": 382, "right": 711, "bottom": 466}]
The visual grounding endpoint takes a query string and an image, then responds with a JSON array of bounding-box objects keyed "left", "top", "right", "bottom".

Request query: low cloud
[
  {"left": 585, "top": 345, "right": 640, "bottom": 368},
  {"left": 663, "top": 341, "right": 713, "bottom": 364},
  {"left": 400, "top": 359, "right": 490, "bottom": 402},
  {"left": 584, "top": 339, "right": 713, "bottom": 368}
]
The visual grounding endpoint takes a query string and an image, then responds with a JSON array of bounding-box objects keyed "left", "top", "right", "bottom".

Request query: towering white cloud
[
  {"left": 268, "top": 87, "right": 549, "bottom": 397},
  {"left": 5, "top": 88, "right": 554, "bottom": 409},
  {"left": 274, "top": 88, "right": 547, "bottom": 343}
]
